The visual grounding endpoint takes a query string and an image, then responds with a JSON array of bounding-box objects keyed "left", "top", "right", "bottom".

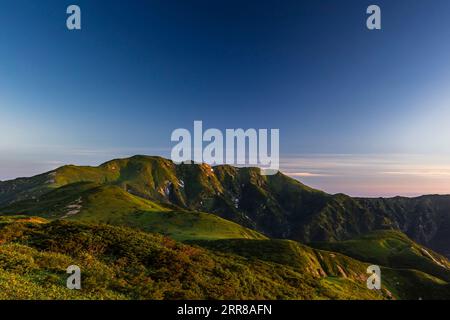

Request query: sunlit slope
[
  {"left": 0, "top": 218, "right": 383, "bottom": 300},
  {"left": 0, "top": 155, "right": 326, "bottom": 237},
  {"left": 191, "top": 238, "right": 450, "bottom": 300},
  {"left": 2, "top": 155, "right": 450, "bottom": 257},
  {"left": 311, "top": 230, "right": 450, "bottom": 282},
  {"left": 0, "top": 182, "right": 265, "bottom": 241}
]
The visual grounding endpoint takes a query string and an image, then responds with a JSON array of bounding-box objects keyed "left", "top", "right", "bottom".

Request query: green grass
[
  {"left": 0, "top": 217, "right": 448, "bottom": 300},
  {"left": 310, "top": 230, "right": 450, "bottom": 282},
  {"left": 0, "top": 218, "right": 386, "bottom": 300},
  {"left": 0, "top": 155, "right": 329, "bottom": 241},
  {"left": 190, "top": 239, "right": 369, "bottom": 278},
  {"left": 191, "top": 237, "right": 450, "bottom": 300},
  {"left": 126, "top": 211, "right": 266, "bottom": 241},
  {"left": 2, "top": 155, "right": 450, "bottom": 261},
  {"left": 1, "top": 156, "right": 450, "bottom": 300},
  {"left": 0, "top": 182, "right": 266, "bottom": 241}
]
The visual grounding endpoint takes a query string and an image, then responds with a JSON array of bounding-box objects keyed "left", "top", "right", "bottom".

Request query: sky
[{"left": 1, "top": 0, "right": 450, "bottom": 197}]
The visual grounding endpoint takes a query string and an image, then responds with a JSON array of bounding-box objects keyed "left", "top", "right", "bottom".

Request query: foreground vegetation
[
  {"left": 0, "top": 217, "right": 448, "bottom": 299},
  {"left": 0, "top": 217, "right": 385, "bottom": 300}
]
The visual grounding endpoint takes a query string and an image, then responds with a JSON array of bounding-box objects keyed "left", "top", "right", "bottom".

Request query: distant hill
[{"left": 1, "top": 155, "right": 449, "bottom": 258}]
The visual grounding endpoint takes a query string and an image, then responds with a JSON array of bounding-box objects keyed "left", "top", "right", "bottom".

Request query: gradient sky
[{"left": 1, "top": 0, "right": 450, "bottom": 197}]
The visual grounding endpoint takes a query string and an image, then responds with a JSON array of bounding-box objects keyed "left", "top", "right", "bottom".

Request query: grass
[
  {"left": 0, "top": 217, "right": 387, "bottom": 300},
  {"left": 310, "top": 230, "right": 450, "bottom": 282},
  {"left": 0, "top": 217, "right": 448, "bottom": 299},
  {"left": 191, "top": 237, "right": 450, "bottom": 300},
  {"left": 1, "top": 156, "right": 450, "bottom": 300},
  {"left": 0, "top": 182, "right": 267, "bottom": 241}
]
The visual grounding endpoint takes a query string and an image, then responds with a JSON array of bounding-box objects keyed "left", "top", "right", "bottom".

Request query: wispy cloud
[
  {"left": 280, "top": 153, "right": 450, "bottom": 197},
  {"left": 382, "top": 170, "right": 450, "bottom": 177},
  {"left": 288, "top": 172, "right": 334, "bottom": 177}
]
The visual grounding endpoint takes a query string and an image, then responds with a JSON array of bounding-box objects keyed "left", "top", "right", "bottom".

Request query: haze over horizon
[{"left": 2, "top": 0, "right": 450, "bottom": 197}]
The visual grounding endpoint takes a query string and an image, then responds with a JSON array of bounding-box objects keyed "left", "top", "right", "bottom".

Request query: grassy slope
[
  {"left": 0, "top": 182, "right": 266, "bottom": 241},
  {"left": 0, "top": 217, "right": 386, "bottom": 300},
  {"left": 191, "top": 238, "right": 450, "bottom": 300},
  {"left": 0, "top": 156, "right": 180, "bottom": 206},
  {"left": 0, "top": 156, "right": 328, "bottom": 238},
  {"left": 1, "top": 156, "right": 450, "bottom": 299},
  {"left": 2, "top": 155, "right": 450, "bottom": 257},
  {"left": 310, "top": 230, "right": 450, "bottom": 283}
]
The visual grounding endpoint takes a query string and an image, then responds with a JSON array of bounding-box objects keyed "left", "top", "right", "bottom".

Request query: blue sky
[{"left": 1, "top": 0, "right": 450, "bottom": 196}]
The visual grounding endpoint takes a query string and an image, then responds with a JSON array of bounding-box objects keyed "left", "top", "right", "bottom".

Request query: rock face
[{"left": 1, "top": 155, "right": 450, "bottom": 257}]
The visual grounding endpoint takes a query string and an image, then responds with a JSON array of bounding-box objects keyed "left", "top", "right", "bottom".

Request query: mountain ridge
[
  {"left": 1, "top": 155, "right": 450, "bottom": 258},
  {"left": 1, "top": 155, "right": 450, "bottom": 299}
]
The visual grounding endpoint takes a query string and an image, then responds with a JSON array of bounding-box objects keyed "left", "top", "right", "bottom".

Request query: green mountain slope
[
  {"left": 0, "top": 156, "right": 327, "bottom": 238},
  {"left": 0, "top": 182, "right": 265, "bottom": 241},
  {"left": 190, "top": 238, "right": 450, "bottom": 300},
  {"left": 1, "top": 155, "right": 450, "bottom": 259},
  {"left": 311, "top": 230, "right": 450, "bottom": 282},
  {"left": 0, "top": 217, "right": 389, "bottom": 300},
  {"left": 1, "top": 153, "right": 450, "bottom": 299},
  {"left": 356, "top": 196, "right": 450, "bottom": 258}
]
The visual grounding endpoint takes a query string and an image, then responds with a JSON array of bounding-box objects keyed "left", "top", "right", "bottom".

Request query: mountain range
[{"left": 0, "top": 155, "right": 449, "bottom": 299}]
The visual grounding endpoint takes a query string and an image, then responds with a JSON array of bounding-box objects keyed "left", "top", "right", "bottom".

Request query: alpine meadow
[{"left": 0, "top": 155, "right": 449, "bottom": 299}]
